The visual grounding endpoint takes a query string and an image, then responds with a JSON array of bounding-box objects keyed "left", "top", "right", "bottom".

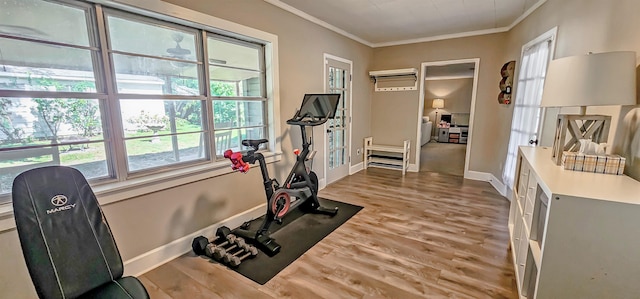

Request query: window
[
  {"left": 502, "top": 29, "right": 556, "bottom": 189},
  {"left": 0, "top": 0, "right": 269, "bottom": 202},
  {"left": 208, "top": 36, "right": 267, "bottom": 155}
]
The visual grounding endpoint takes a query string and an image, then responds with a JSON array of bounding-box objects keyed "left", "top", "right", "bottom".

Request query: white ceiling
[{"left": 266, "top": 0, "right": 547, "bottom": 47}]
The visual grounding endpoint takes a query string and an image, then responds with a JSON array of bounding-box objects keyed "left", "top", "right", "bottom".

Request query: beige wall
[
  {"left": 371, "top": 33, "right": 508, "bottom": 172},
  {"left": 371, "top": 0, "right": 640, "bottom": 180},
  {"left": 4, "top": 0, "right": 640, "bottom": 297},
  {"left": 0, "top": 0, "right": 373, "bottom": 297},
  {"left": 504, "top": 0, "right": 640, "bottom": 180}
]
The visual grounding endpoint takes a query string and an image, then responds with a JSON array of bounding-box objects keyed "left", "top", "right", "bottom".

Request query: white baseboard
[
  {"left": 318, "top": 178, "right": 327, "bottom": 190},
  {"left": 488, "top": 174, "right": 507, "bottom": 197},
  {"left": 123, "top": 203, "right": 266, "bottom": 277},
  {"left": 464, "top": 170, "right": 490, "bottom": 181},
  {"left": 319, "top": 162, "right": 363, "bottom": 189},
  {"left": 350, "top": 162, "right": 363, "bottom": 174},
  {"left": 464, "top": 171, "right": 507, "bottom": 198},
  {"left": 408, "top": 163, "right": 419, "bottom": 172}
]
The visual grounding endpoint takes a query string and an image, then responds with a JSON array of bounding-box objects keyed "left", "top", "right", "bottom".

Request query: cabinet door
[
  {"left": 516, "top": 227, "right": 529, "bottom": 287},
  {"left": 516, "top": 160, "right": 530, "bottom": 205},
  {"left": 512, "top": 207, "right": 523, "bottom": 255}
]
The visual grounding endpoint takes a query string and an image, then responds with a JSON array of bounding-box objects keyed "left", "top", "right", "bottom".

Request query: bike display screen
[{"left": 296, "top": 94, "right": 340, "bottom": 119}]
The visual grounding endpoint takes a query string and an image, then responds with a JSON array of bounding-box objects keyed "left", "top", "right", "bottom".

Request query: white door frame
[
  {"left": 416, "top": 58, "right": 480, "bottom": 179},
  {"left": 321, "top": 53, "right": 353, "bottom": 189}
]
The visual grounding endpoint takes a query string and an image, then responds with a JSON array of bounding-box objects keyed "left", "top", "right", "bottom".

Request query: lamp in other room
[
  {"left": 432, "top": 98, "right": 445, "bottom": 127},
  {"left": 540, "top": 51, "right": 637, "bottom": 165}
]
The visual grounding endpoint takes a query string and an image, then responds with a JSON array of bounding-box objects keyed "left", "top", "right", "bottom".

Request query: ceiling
[{"left": 266, "top": 0, "right": 547, "bottom": 47}]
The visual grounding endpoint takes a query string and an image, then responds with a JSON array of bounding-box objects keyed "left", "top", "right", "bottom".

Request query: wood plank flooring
[{"left": 140, "top": 168, "right": 518, "bottom": 298}]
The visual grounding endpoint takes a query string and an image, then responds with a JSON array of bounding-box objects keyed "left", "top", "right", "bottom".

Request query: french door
[{"left": 325, "top": 56, "right": 351, "bottom": 185}]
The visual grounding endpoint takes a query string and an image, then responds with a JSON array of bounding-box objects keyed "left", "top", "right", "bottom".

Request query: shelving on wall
[{"left": 369, "top": 68, "right": 418, "bottom": 91}]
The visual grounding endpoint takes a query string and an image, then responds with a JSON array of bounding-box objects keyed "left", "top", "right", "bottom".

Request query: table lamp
[
  {"left": 432, "top": 98, "right": 445, "bottom": 126},
  {"left": 540, "top": 51, "right": 637, "bottom": 165}
]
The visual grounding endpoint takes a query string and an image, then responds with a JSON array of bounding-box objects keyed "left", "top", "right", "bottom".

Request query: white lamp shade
[
  {"left": 540, "top": 51, "right": 637, "bottom": 108},
  {"left": 432, "top": 98, "right": 445, "bottom": 109}
]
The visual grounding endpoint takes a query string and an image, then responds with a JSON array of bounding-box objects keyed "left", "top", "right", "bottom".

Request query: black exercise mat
[{"left": 231, "top": 197, "right": 362, "bottom": 284}]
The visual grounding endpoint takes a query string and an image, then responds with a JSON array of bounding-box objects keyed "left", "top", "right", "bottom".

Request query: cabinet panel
[{"left": 514, "top": 146, "right": 640, "bottom": 299}]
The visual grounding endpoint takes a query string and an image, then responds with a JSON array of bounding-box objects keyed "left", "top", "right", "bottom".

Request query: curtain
[{"left": 502, "top": 39, "right": 552, "bottom": 189}]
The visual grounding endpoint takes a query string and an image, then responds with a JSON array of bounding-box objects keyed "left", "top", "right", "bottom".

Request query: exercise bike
[{"left": 223, "top": 93, "right": 341, "bottom": 256}]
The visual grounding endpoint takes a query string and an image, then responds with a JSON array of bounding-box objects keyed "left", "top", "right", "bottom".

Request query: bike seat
[{"left": 242, "top": 139, "right": 269, "bottom": 149}]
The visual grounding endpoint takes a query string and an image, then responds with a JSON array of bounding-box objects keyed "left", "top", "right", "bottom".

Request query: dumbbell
[
  {"left": 191, "top": 234, "right": 239, "bottom": 256},
  {"left": 209, "top": 237, "right": 253, "bottom": 259},
  {"left": 216, "top": 234, "right": 239, "bottom": 247},
  {"left": 205, "top": 243, "right": 238, "bottom": 260},
  {"left": 224, "top": 247, "right": 259, "bottom": 267},
  {"left": 222, "top": 244, "right": 258, "bottom": 264}
]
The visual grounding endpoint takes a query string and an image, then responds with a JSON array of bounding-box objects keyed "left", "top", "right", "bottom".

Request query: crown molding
[
  {"left": 263, "top": 0, "right": 373, "bottom": 47},
  {"left": 265, "top": 0, "right": 548, "bottom": 48},
  {"left": 372, "top": 27, "right": 510, "bottom": 48}
]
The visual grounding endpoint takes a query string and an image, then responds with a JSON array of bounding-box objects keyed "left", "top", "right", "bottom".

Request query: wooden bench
[{"left": 363, "top": 137, "right": 410, "bottom": 175}]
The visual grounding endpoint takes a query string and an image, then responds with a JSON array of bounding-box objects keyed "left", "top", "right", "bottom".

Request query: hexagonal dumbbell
[
  {"left": 206, "top": 243, "right": 239, "bottom": 260},
  {"left": 223, "top": 245, "right": 259, "bottom": 267}
]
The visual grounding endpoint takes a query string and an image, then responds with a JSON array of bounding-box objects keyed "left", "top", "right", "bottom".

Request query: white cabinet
[
  {"left": 421, "top": 121, "right": 432, "bottom": 146},
  {"left": 508, "top": 146, "right": 640, "bottom": 298}
]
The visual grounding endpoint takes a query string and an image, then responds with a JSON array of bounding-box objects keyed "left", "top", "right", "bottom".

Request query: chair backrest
[
  {"left": 215, "top": 131, "right": 232, "bottom": 155},
  {"left": 12, "top": 166, "right": 123, "bottom": 299}
]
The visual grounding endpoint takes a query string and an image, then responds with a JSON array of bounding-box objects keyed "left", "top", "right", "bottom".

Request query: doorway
[
  {"left": 416, "top": 58, "right": 480, "bottom": 177},
  {"left": 324, "top": 54, "right": 352, "bottom": 185}
]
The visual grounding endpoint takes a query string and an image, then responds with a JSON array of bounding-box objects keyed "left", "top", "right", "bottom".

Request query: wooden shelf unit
[
  {"left": 509, "top": 146, "right": 640, "bottom": 298},
  {"left": 363, "top": 137, "right": 410, "bottom": 175}
]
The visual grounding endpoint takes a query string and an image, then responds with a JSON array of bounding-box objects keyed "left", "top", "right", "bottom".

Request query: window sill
[{"left": 0, "top": 151, "right": 282, "bottom": 232}]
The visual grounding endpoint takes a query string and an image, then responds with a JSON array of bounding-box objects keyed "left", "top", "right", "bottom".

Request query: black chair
[{"left": 12, "top": 166, "right": 149, "bottom": 299}]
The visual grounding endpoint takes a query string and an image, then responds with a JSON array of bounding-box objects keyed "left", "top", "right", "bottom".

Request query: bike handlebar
[
  {"left": 224, "top": 149, "right": 250, "bottom": 173},
  {"left": 285, "top": 112, "right": 331, "bottom": 127}
]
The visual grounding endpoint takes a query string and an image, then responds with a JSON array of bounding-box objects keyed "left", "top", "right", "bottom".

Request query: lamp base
[{"left": 551, "top": 114, "right": 611, "bottom": 165}]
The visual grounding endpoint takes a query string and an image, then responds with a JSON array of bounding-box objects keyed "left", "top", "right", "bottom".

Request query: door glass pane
[
  {"left": 329, "top": 67, "right": 335, "bottom": 89},
  {"left": 335, "top": 130, "right": 343, "bottom": 148},
  {"left": 329, "top": 150, "right": 334, "bottom": 168},
  {"left": 334, "top": 148, "right": 342, "bottom": 167},
  {"left": 0, "top": 0, "right": 90, "bottom": 46},
  {"left": 336, "top": 69, "right": 344, "bottom": 88}
]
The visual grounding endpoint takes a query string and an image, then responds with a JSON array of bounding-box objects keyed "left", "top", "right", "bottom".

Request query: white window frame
[
  {"left": 0, "top": 0, "right": 281, "bottom": 228},
  {"left": 502, "top": 27, "right": 557, "bottom": 192}
]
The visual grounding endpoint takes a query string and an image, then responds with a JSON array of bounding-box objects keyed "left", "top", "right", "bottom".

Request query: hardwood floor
[{"left": 140, "top": 168, "right": 518, "bottom": 298}]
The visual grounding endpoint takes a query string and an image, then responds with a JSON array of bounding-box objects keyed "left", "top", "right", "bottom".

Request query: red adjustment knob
[{"left": 293, "top": 149, "right": 300, "bottom": 156}]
